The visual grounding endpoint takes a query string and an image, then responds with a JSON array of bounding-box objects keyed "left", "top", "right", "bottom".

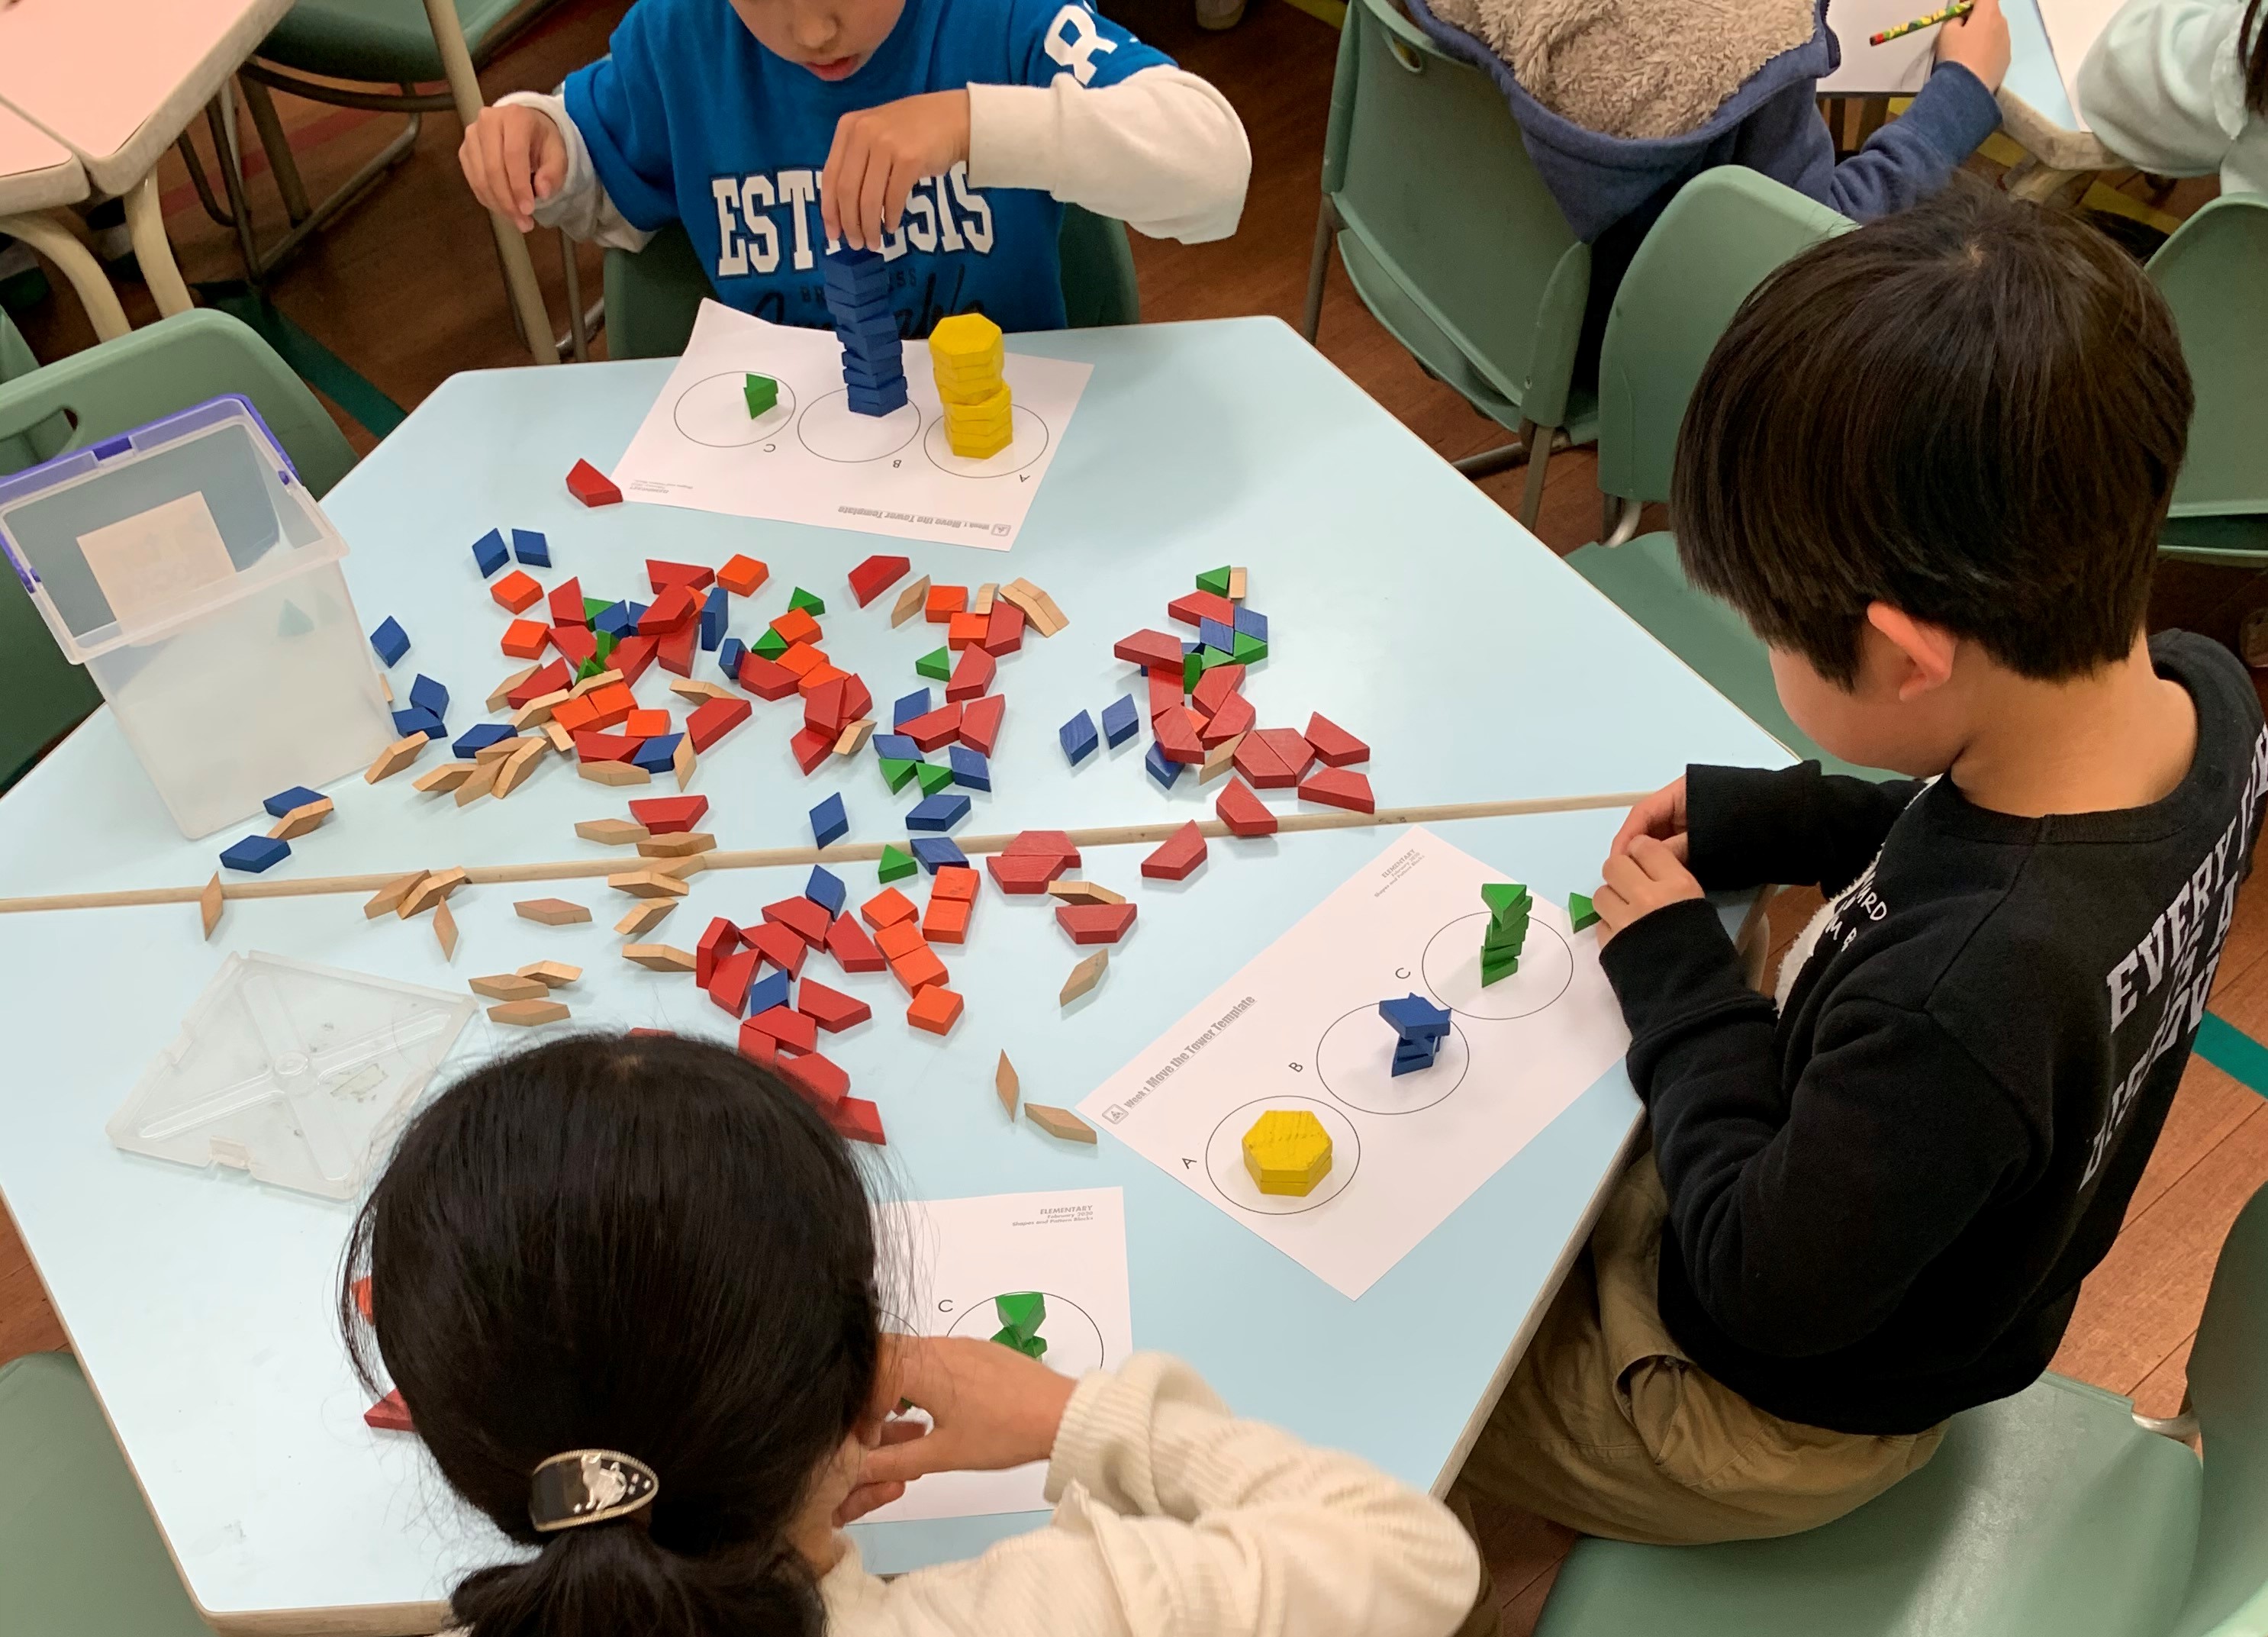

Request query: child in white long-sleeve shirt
[
  {"left": 2080, "top": 0, "right": 2268, "bottom": 194},
  {"left": 460, "top": 0, "right": 1249, "bottom": 335},
  {"left": 346, "top": 1033, "right": 1479, "bottom": 1637}
]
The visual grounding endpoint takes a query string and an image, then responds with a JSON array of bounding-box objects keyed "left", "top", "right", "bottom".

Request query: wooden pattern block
[
  {"left": 1113, "top": 629, "right": 1184, "bottom": 672},
  {"left": 747, "top": 1004, "right": 818, "bottom": 1053},
  {"left": 923, "top": 897, "right": 971, "bottom": 943},
  {"left": 413, "top": 762, "right": 476, "bottom": 795},
  {"left": 629, "top": 794, "right": 708, "bottom": 833},
  {"left": 717, "top": 554, "right": 769, "bottom": 597},
  {"left": 366, "top": 733, "right": 429, "bottom": 782},
  {"left": 567, "top": 457, "right": 623, "bottom": 507},
  {"left": 986, "top": 853, "right": 1063, "bottom": 894},
  {"left": 1025, "top": 1104, "right": 1097, "bottom": 1144},
  {"left": 490, "top": 569, "right": 542, "bottom": 614},
  {"left": 900, "top": 702, "right": 964, "bottom": 752},
  {"left": 623, "top": 943, "right": 696, "bottom": 972},
  {"left": 890, "top": 575, "right": 933, "bottom": 627},
  {"left": 471, "top": 973, "right": 548, "bottom": 1001},
  {"left": 1191, "top": 662, "right": 1245, "bottom": 716},
  {"left": 1303, "top": 713, "right": 1370, "bottom": 766},
  {"left": 924, "top": 584, "right": 967, "bottom": 622},
  {"left": 1141, "top": 820, "right": 1209, "bottom": 881},
  {"left": 1299, "top": 768, "right": 1376, "bottom": 813},
  {"left": 638, "top": 832, "right": 716, "bottom": 859},
  {"left": 826, "top": 914, "right": 887, "bottom": 973},
  {"left": 575, "top": 818, "right": 650, "bottom": 845},
  {"left": 890, "top": 943, "right": 949, "bottom": 995},
  {"left": 683, "top": 696, "right": 749, "bottom": 752},
  {"left": 399, "top": 868, "right": 468, "bottom": 919},
  {"left": 364, "top": 1390, "right": 414, "bottom": 1432},
  {"left": 364, "top": 871, "right": 427, "bottom": 918},
  {"left": 1059, "top": 949, "right": 1107, "bottom": 1005},
  {"left": 797, "top": 979, "right": 871, "bottom": 1032},
  {"left": 617, "top": 901, "right": 676, "bottom": 935},
  {"left": 739, "top": 656, "right": 800, "bottom": 700},
  {"left": 907, "top": 985, "right": 964, "bottom": 1036},
  {"left": 1168, "top": 589, "right": 1235, "bottom": 628},
  {"left": 995, "top": 1052, "right": 1020, "bottom": 1116},
  {"left": 501, "top": 619, "right": 549, "bottom": 659},
  {"left": 1200, "top": 691, "right": 1256, "bottom": 747},
  {"left": 946, "top": 611, "right": 988, "bottom": 650},
  {"left": 1048, "top": 879, "right": 1124, "bottom": 906},
  {"left": 267, "top": 798, "right": 333, "bottom": 840},
  {"left": 790, "top": 727, "right": 835, "bottom": 774},
  {"left": 697, "top": 916, "right": 743, "bottom": 984},
  {"left": 981, "top": 601, "right": 1025, "bottom": 656},
  {"left": 1000, "top": 578, "right": 1068, "bottom": 636},
  {"left": 946, "top": 644, "right": 995, "bottom": 701},
  {"left": 1152, "top": 706, "right": 1205, "bottom": 765},
  {"left": 515, "top": 898, "right": 591, "bottom": 925},
  {"left": 743, "top": 919, "right": 809, "bottom": 976},
  {"left": 518, "top": 961, "right": 581, "bottom": 988},
  {"left": 781, "top": 1049, "right": 851, "bottom": 1108},
  {"left": 1233, "top": 734, "right": 1298, "bottom": 789},
  {"left": 1242, "top": 1109, "right": 1333, "bottom": 1195},
  {"left": 930, "top": 865, "right": 980, "bottom": 902},
  {"left": 489, "top": 999, "right": 570, "bottom": 1026},
  {"left": 1198, "top": 734, "right": 1244, "bottom": 784},
  {"left": 578, "top": 761, "right": 649, "bottom": 788},
  {"left": 1254, "top": 727, "right": 1314, "bottom": 781},
  {"left": 763, "top": 895, "right": 834, "bottom": 946},
  {"left": 831, "top": 1097, "right": 887, "bottom": 1146},
  {"left": 199, "top": 873, "right": 224, "bottom": 939},
  {"left": 1216, "top": 778, "right": 1278, "bottom": 836},
  {"left": 849, "top": 553, "right": 911, "bottom": 607},
  {"left": 609, "top": 868, "right": 690, "bottom": 899},
  {"left": 707, "top": 947, "right": 759, "bottom": 1015},
  {"left": 1057, "top": 902, "right": 1137, "bottom": 944}
]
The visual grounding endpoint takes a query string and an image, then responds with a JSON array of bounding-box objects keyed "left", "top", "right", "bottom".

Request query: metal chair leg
[
  {"left": 0, "top": 210, "right": 130, "bottom": 339},
  {"left": 1600, "top": 496, "right": 1645, "bottom": 548},
  {"left": 561, "top": 234, "right": 590, "bottom": 362},
  {"left": 1300, "top": 198, "right": 1339, "bottom": 343},
  {"left": 121, "top": 174, "right": 195, "bottom": 317},
  {"left": 239, "top": 75, "right": 311, "bottom": 225},
  {"left": 1513, "top": 417, "right": 1551, "bottom": 527},
  {"left": 207, "top": 96, "right": 268, "bottom": 288}
]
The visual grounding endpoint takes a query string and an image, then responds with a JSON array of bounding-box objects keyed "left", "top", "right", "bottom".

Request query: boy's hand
[
  {"left": 822, "top": 91, "right": 971, "bottom": 251},
  {"left": 1593, "top": 835, "right": 1705, "bottom": 946},
  {"left": 1610, "top": 776, "right": 1690, "bottom": 864},
  {"left": 1935, "top": 0, "right": 2010, "bottom": 92},
  {"left": 459, "top": 105, "right": 567, "bottom": 232},
  {"left": 855, "top": 1334, "right": 1077, "bottom": 1490}
]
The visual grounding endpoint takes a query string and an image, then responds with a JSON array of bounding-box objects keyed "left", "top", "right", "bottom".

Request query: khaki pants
[{"left": 1457, "top": 1155, "right": 1945, "bottom": 1547}]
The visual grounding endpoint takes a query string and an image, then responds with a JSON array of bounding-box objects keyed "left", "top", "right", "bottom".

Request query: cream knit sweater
[{"left": 822, "top": 1353, "right": 1482, "bottom": 1636}]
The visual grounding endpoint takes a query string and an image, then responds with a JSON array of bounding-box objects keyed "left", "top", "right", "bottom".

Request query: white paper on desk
[
  {"left": 610, "top": 300, "right": 1091, "bottom": 551},
  {"left": 1821, "top": 0, "right": 1941, "bottom": 92},
  {"left": 862, "top": 1189, "right": 1130, "bottom": 1523},
  {"left": 76, "top": 492, "right": 235, "bottom": 635},
  {"left": 1079, "top": 830, "right": 1631, "bottom": 1300},
  {"left": 2035, "top": 0, "right": 2116, "bottom": 118}
]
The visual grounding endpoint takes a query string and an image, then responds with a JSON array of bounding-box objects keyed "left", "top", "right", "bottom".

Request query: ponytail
[
  {"left": 451, "top": 1526, "right": 823, "bottom": 1637},
  {"left": 2244, "top": 0, "right": 2266, "bottom": 118}
]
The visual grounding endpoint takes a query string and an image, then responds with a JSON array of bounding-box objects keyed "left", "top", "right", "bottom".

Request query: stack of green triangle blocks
[{"left": 1481, "top": 881, "right": 1531, "bottom": 987}]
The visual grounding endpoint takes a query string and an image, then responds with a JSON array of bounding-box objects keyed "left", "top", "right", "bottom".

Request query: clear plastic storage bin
[{"left": 0, "top": 395, "right": 392, "bottom": 837}]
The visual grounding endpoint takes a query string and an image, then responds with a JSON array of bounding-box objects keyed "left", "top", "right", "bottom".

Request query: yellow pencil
[{"left": 1870, "top": 1, "right": 1973, "bottom": 44}]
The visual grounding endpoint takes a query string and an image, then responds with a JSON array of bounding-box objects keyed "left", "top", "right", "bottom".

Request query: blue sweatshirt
[{"left": 562, "top": 0, "right": 1173, "bottom": 335}]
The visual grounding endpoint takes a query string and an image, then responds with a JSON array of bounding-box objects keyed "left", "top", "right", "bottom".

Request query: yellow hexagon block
[
  {"left": 928, "top": 313, "right": 1004, "bottom": 367},
  {"left": 1242, "top": 1109, "right": 1333, "bottom": 1197}
]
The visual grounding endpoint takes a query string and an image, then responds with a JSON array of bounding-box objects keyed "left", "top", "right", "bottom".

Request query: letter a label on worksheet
[{"left": 1080, "top": 830, "right": 1632, "bottom": 1298}]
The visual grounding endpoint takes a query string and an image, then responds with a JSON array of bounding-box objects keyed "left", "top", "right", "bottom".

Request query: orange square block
[
  {"left": 626, "top": 708, "right": 672, "bottom": 739},
  {"left": 874, "top": 919, "right": 926, "bottom": 961},
  {"left": 907, "top": 985, "right": 964, "bottom": 1035},
  {"left": 501, "top": 619, "right": 549, "bottom": 659},
  {"left": 892, "top": 946, "right": 949, "bottom": 994},
  {"left": 550, "top": 694, "right": 601, "bottom": 733},
  {"left": 862, "top": 888, "right": 918, "bottom": 930},
  {"left": 770, "top": 607, "right": 821, "bottom": 646},
  {"left": 925, "top": 585, "right": 967, "bottom": 622},
  {"left": 585, "top": 682, "right": 637, "bottom": 728},
  {"left": 946, "top": 612, "right": 988, "bottom": 650},
  {"left": 777, "top": 641, "right": 827, "bottom": 678},
  {"left": 931, "top": 865, "right": 979, "bottom": 902},
  {"left": 797, "top": 663, "right": 849, "bottom": 693},
  {"left": 718, "top": 554, "right": 769, "bottom": 598},
  {"left": 923, "top": 898, "right": 971, "bottom": 943},
  {"left": 491, "top": 569, "right": 542, "bottom": 614}
]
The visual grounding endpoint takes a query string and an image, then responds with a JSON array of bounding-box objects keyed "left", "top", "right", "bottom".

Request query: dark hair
[
  {"left": 1670, "top": 182, "right": 2192, "bottom": 687},
  {"left": 2247, "top": 0, "right": 2268, "bottom": 116},
  {"left": 342, "top": 1033, "right": 881, "bottom": 1637}
]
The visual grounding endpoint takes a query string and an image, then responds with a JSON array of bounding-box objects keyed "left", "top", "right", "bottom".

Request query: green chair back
[
  {"left": 2148, "top": 192, "right": 2268, "bottom": 566},
  {"left": 258, "top": 0, "right": 549, "bottom": 87},
  {"left": 1319, "top": 0, "right": 1591, "bottom": 435},
  {"left": 2170, "top": 1178, "right": 2268, "bottom": 1636},
  {"left": 602, "top": 205, "right": 1140, "bottom": 363},
  {"left": 1, "top": 1352, "right": 214, "bottom": 1636},
  {"left": 0, "top": 308, "right": 359, "bottom": 792}
]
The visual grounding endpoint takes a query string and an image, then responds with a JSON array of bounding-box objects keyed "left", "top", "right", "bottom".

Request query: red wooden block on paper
[
  {"left": 739, "top": 656, "right": 801, "bottom": 701},
  {"left": 573, "top": 730, "right": 643, "bottom": 763},
  {"left": 947, "top": 611, "right": 988, "bottom": 650},
  {"left": 1300, "top": 767, "right": 1375, "bottom": 813},
  {"left": 586, "top": 682, "right": 637, "bottom": 727},
  {"left": 718, "top": 553, "right": 769, "bottom": 597},
  {"left": 658, "top": 620, "right": 700, "bottom": 678},
  {"left": 1192, "top": 663, "right": 1245, "bottom": 717},
  {"left": 707, "top": 947, "right": 759, "bottom": 1016},
  {"left": 831, "top": 1096, "right": 886, "bottom": 1145},
  {"left": 612, "top": 635, "right": 659, "bottom": 683},
  {"left": 626, "top": 708, "right": 672, "bottom": 740},
  {"left": 1256, "top": 727, "right": 1315, "bottom": 781},
  {"left": 501, "top": 619, "right": 549, "bottom": 659},
  {"left": 763, "top": 894, "right": 833, "bottom": 946},
  {"left": 925, "top": 584, "right": 966, "bottom": 622},
  {"left": 826, "top": 912, "right": 886, "bottom": 972},
  {"left": 697, "top": 916, "right": 741, "bottom": 985},
  {"left": 566, "top": 457, "right": 621, "bottom": 507},
  {"left": 923, "top": 897, "right": 971, "bottom": 943},
  {"left": 1057, "top": 902, "right": 1138, "bottom": 944},
  {"left": 1234, "top": 734, "right": 1297, "bottom": 788},
  {"left": 552, "top": 694, "right": 601, "bottom": 734},
  {"left": 771, "top": 607, "right": 822, "bottom": 646},
  {"left": 981, "top": 601, "right": 1025, "bottom": 656},
  {"left": 797, "top": 978, "right": 871, "bottom": 1032},
  {"left": 551, "top": 624, "right": 598, "bottom": 668},
  {"left": 1216, "top": 778, "right": 1278, "bottom": 837},
  {"left": 1152, "top": 706, "right": 1205, "bottom": 765},
  {"left": 1200, "top": 691, "right": 1255, "bottom": 746},
  {"left": 931, "top": 865, "right": 979, "bottom": 901},
  {"left": 862, "top": 888, "right": 918, "bottom": 929},
  {"left": 736, "top": 1018, "right": 777, "bottom": 1066},
  {"left": 986, "top": 853, "right": 1065, "bottom": 894},
  {"left": 1141, "top": 820, "right": 1208, "bottom": 881},
  {"left": 748, "top": 1004, "right": 818, "bottom": 1054},
  {"left": 365, "top": 1390, "right": 414, "bottom": 1432},
  {"left": 1167, "top": 589, "right": 1235, "bottom": 627},
  {"left": 549, "top": 577, "right": 586, "bottom": 627},
  {"left": 959, "top": 693, "right": 1005, "bottom": 755},
  {"left": 688, "top": 694, "right": 751, "bottom": 750},
  {"left": 491, "top": 569, "right": 542, "bottom": 614},
  {"left": 790, "top": 727, "right": 833, "bottom": 773},
  {"left": 1148, "top": 670, "right": 1184, "bottom": 720},
  {"left": 508, "top": 658, "right": 571, "bottom": 707},
  {"left": 782, "top": 1049, "right": 851, "bottom": 1106},
  {"left": 946, "top": 645, "right": 995, "bottom": 701},
  {"left": 907, "top": 985, "right": 964, "bottom": 1035},
  {"left": 803, "top": 676, "right": 848, "bottom": 735},
  {"left": 646, "top": 559, "right": 715, "bottom": 593},
  {"left": 891, "top": 944, "right": 949, "bottom": 994},
  {"left": 1304, "top": 713, "right": 1370, "bottom": 766},
  {"left": 901, "top": 702, "right": 963, "bottom": 752},
  {"left": 742, "top": 919, "right": 809, "bottom": 977},
  {"left": 849, "top": 553, "right": 910, "bottom": 607},
  {"left": 642, "top": 583, "right": 700, "bottom": 633},
  {"left": 630, "top": 794, "right": 709, "bottom": 833},
  {"left": 1007, "top": 829, "right": 1081, "bottom": 867},
  {"left": 1114, "top": 629, "right": 1184, "bottom": 672}
]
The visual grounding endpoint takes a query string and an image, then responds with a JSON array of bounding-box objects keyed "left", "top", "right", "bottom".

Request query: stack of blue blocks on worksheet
[
  {"left": 1379, "top": 992, "right": 1451, "bottom": 1076},
  {"left": 823, "top": 249, "right": 907, "bottom": 417}
]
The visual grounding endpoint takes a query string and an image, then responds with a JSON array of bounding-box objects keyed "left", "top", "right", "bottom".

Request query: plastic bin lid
[
  {"left": 107, "top": 951, "right": 475, "bottom": 1200},
  {"left": 0, "top": 394, "right": 344, "bottom": 663}
]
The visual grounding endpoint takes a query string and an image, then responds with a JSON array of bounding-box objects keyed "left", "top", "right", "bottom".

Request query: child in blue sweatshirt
[{"left": 461, "top": 0, "right": 1250, "bottom": 335}]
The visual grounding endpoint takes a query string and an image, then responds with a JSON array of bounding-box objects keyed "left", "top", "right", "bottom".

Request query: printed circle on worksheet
[
  {"left": 672, "top": 371, "right": 796, "bottom": 446},
  {"left": 922, "top": 403, "right": 1050, "bottom": 478},
  {"left": 943, "top": 1290, "right": 1110, "bottom": 1375},
  {"left": 1315, "top": 1004, "right": 1470, "bottom": 1115},
  {"left": 796, "top": 389, "right": 921, "bottom": 462},
  {"left": 1203, "top": 1096, "right": 1361, "bottom": 1216},
  {"left": 1420, "top": 914, "right": 1574, "bottom": 1021}
]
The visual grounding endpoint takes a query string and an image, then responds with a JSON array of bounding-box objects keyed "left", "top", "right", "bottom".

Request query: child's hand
[
  {"left": 1610, "top": 776, "right": 1690, "bottom": 864},
  {"left": 459, "top": 105, "right": 567, "bottom": 232},
  {"left": 854, "top": 1334, "right": 1078, "bottom": 1490},
  {"left": 821, "top": 91, "right": 971, "bottom": 251},
  {"left": 1593, "top": 835, "right": 1706, "bottom": 946},
  {"left": 1935, "top": 0, "right": 2010, "bottom": 92}
]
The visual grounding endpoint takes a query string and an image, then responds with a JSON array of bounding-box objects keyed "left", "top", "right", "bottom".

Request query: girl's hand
[
  {"left": 1935, "top": 0, "right": 2010, "bottom": 92},
  {"left": 1593, "top": 834, "right": 1706, "bottom": 946},
  {"left": 821, "top": 91, "right": 971, "bottom": 250},
  {"left": 856, "top": 1335, "right": 1078, "bottom": 1490},
  {"left": 1609, "top": 776, "right": 1690, "bottom": 863},
  {"left": 459, "top": 105, "right": 567, "bottom": 232}
]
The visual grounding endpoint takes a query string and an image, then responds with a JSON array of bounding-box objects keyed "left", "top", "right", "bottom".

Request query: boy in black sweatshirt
[{"left": 1458, "top": 185, "right": 2266, "bottom": 1545}]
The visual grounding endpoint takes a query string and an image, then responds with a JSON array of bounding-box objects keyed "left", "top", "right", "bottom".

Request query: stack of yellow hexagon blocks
[
  {"left": 929, "top": 312, "right": 1012, "bottom": 459},
  {"left": 1242, "top": 1108, "right": 1333, "bottom": 1196}
]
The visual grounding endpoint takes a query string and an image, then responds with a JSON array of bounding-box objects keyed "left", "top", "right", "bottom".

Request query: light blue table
[{"left": 0, "top": 317, "right": 1786, "bottom": 1632}]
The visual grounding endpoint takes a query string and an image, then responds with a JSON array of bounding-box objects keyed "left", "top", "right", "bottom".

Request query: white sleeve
[
  {"left": 494, "top": 89, "right": 657, "bottom": 253},
  {"left": 2077, "top": 0, "right": 2251, "bottom": 176},
  {"left": 965, "top": 66, "right": 1251, "bottom": 243},
  {"left": 823, "top": 1355, "right": 1479, "bottom": 1637}
]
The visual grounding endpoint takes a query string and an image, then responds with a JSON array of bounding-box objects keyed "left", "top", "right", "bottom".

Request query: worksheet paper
[
  {"left": 862, "top": 1188, "right": 1131, "bottom": 1523},
  {"left": 2035, "top": 0, "right": 2116, "bottom": 116},
  {"left": 610, "top": 300, "right": 1091, "bottom": 550},
  {"left": 1820, "top": 0, "right": 1943, "bottom": 92},
  {"left": 1079, "top": 830, "right": 1631, "bottom": 1299}
]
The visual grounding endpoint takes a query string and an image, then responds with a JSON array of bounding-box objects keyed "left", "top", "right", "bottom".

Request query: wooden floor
[{"left": 6, "top": 0, "right": 2263, "bottom": 1627}]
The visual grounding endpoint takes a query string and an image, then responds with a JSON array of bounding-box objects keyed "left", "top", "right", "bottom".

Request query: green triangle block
[
  {"left": 1482, "top": 882, "right": 1531, "bottom": 917},
  {"left": 575, "top": 655, "right": 606, "bottom": 680},
  {"left": 1232, "top": 631, "right": 1268, "bottom": 665},
  {"left": 593, "top": 630, "right": 617, "bottom": 662},
  {"left": 789, "top": 586, "right": 826, "bottom": 617},
  {"left": 583, "top": 596, "right": 612, "bottom": 622},
  {"left": 753, "top": 627, "right": 789, "bottom": 659},
  {"left": 880, "top": 756, "right": 920, "bottom": 792},
  {"left": 1480, "top": 956, "right": 1520, "bottom": 987},
  {"left": 1196, "top": 566, "right": 1232, "bottom": 596},
  {"left": 878, "top": 844, "right": 917, "bottom": 882},
  {"left": 276, "top": 600, "right": 314, "bottom": 637},
  {"left": 917, "top": 646, "right": 952, "bottom": 680},
  {"left": 1568, "top": 891, "right": 1600, "bottom": 933},
  {"left": 1198, "top": 645, "right": 1236, "bottom": 671},
  {"left": 991, "top": 1326, "right": 1049, "bottom": 1359},
  {"left": 1181, "top": 649, "right": 1203, "bottom": 693},
  {"left": 917, "top": 762, "right": 955, "bottom": 795},
  {"left": 994, "top": 1291, "right": 1046, "bottom": 1341},
  {"left": 743, "top": 372, "right": 778, "bottom": 417}
]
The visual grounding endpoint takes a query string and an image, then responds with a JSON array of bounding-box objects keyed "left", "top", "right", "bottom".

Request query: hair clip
[{"left": 530, "top": 1449, "right": 660, "bottom": 1532}]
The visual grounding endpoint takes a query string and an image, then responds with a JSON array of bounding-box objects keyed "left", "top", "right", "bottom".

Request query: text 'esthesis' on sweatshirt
[
  {"left": 1600, "top": 633, "right": 2267, "bottom": 1436},
  {"left": 510, "top": 0, "right": 1250, "bottom": 336}
]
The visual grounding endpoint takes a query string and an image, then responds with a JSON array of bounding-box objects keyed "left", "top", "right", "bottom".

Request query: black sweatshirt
[{"left": 1600, "top": 633, "right": 2268, "bottom": 1435}]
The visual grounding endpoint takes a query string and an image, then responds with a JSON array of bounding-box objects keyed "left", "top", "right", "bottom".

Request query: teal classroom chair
[
  {"left": 2147, "top": 192, "right": 2268, "bottom": 567},
  {"left": 1561, "top": 169, "right": 1868, "bottom": 775},
  {"left": 1300, "top": 0, "right": 1593, "bottom": 527},
  {"left": 0, "top": 1351, "right": 214, "bottom": 1636},
  {"left": 0, "top": 308, "right": 359, "bottom": 793},
  {"left": 602, "top": 206, "right": 1141, "bottom": 363},
  {"left": 1535, "top": 1174, "right": 2268, "bottom": 1637}
]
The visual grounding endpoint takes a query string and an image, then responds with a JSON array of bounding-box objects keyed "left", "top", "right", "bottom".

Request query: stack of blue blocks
[
  {"left": 823, "top": 250, "right": 907, "bottom": 417},
  {"left": 1379, "top": 992, "right": 1451, "bottom": 1076}
]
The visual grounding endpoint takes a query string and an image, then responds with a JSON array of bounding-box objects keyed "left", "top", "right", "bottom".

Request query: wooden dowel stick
[{"left": 0, "top": 791, "right": 1649, "bottom": 918}]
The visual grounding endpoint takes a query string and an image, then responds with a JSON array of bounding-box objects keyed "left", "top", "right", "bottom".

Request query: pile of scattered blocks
[
  {"left": 929, "top": 312, "right": 1011, "bottom": 459},
  {"left": 1481, "top": 882, "right": 1531, "bottom": 986},
  {"left": 1379, "top": 991, "right": 1451, "bottom": 1075}
]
